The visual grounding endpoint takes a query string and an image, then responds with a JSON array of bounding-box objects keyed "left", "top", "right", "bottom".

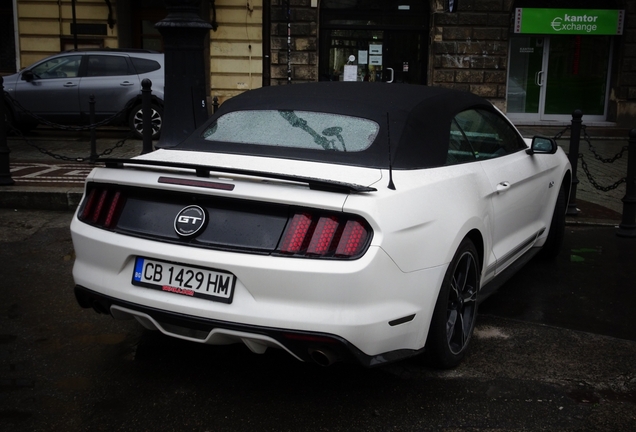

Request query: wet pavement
[
  {"left": 1, "top": 209, "right": 635, "bottom": 431},
  {"left": 479, "top": 224, "right": 636, "bottom": 341}
]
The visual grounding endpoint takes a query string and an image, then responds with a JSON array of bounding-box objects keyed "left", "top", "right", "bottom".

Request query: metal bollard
[
  {"left": 89, "top": 94, "right": 98, "bottom": 163},
  {"left": 566, "top": 109, "right": 583, "bottom": 215},
  {"left": 212, "top": 96, "right": 219, "bottom": 114},
  {"left": 141, "top": 78, "right": 153, "bottom": 155},
  {"left": 0, "top": 76, "right": 15, "bottom": 185},
  {"left": 617, "top": 129, "right": 636, "bottom": 238}
]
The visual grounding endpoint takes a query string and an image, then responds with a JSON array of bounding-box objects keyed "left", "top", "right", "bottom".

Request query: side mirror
[
  {"left": 21, "top": 70, "right": 34, "bottom": 82},
  {"left": 526, "top": 136, "right": 557, "bottom": 155}
]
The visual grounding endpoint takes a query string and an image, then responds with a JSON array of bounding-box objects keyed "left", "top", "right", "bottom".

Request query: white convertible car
[{"left": 71, "top": 83, "right": 571, "bottom": 368}]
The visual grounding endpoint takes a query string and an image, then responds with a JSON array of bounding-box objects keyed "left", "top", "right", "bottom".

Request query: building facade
[{"left": 2, "top": 0, "right": 636, "bottom": 127}]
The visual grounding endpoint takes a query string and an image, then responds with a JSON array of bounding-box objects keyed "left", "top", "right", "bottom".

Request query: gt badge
[{"left": 174, "top": 205, "right": 207, "bottom": 237}]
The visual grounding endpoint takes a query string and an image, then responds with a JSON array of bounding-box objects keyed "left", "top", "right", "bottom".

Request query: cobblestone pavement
[{"left": 5, "top": 128, "right": 143, "bottom": 187}]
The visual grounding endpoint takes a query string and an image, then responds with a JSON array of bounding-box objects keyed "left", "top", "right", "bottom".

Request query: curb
[{"left": 0, "top": 186, "right": 83, "bottom": 211}]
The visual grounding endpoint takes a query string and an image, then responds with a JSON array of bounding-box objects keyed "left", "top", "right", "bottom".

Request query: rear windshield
[{"left": 201, "top": 110, "right": 379, "bottom": 152}]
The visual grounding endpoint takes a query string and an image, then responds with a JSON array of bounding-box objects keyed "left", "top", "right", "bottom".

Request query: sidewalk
[
  {"left": 1, "top": 127, "right": 141, "bottom": 210},
  {"left": 0, "top": 125, "right": 629, "bottom": 226}
]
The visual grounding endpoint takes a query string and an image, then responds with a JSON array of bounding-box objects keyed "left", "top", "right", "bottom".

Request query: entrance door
[
  {"left": 507, "top": 36, "right": 612, "bottom": 122},
  {"left": 321, "top": 29, "right": 425, "bottom": 84},
  {"left": 382, "top": 31, "right": 424, "bottom": 84}
]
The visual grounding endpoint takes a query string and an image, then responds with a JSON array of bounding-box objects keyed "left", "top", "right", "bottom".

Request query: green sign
[{"left": 515, "top": 8, "right": 625, "bottom": 35}]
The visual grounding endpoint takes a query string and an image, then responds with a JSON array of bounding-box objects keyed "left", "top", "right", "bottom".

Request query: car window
[
  {"left": 86, "top": 55, "right": 131, "bottom": 77},
  {"left": 454, "top": 109, "right": 526, "bottom": 160},
  {"left": 446, "top": 118, "right": 477, "bottom": 165},
  {"left": 131, "top": 57, "right": 161, "bottom": 74},
  {"left": 31, "top": 55, "right": 82, "bottom": 79},
  {"left": 202, "top": 110, "right": 379, "bottom": 152}
]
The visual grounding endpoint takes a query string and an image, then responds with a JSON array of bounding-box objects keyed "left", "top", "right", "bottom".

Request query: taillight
[
  {"left": 278, "top": 211, "right": 371, "bottom": 259},
  {"left": 78, "top": 185, "right": 125, "bottom": 229}
]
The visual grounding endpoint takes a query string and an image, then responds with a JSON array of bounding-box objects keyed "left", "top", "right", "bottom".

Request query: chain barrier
[
  {"left": 4, "top": 91, "right": 135, "bottom": 132},
  {"left": 4, "top": 90, "right": 137, "bottom": 162},
  {"left": 7, "top": 123, "right": 133, "bottom": 163},
  {"left": 553, "top": 124, "right": 628, "bottom": 192}
]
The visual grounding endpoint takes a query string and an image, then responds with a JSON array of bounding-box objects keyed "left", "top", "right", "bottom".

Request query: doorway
[
  {"left": 507, "top": 35, "right": 612, "bottom": 122},
  {"left": 319, "top": 1, "right": 428, "bottom": 85},
  {"left": 321, "top": 29, "right": 424, "bottom": 84}
]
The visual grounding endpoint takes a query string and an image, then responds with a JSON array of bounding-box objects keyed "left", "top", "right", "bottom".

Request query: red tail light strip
[
  {"left": 279, "top": 213, "right": 312, "bottom": 254},
  {"left": 336, "top": 220, "right": 368, "bottom": 257},
  {"left": 307, "top": 216, "right": 339, "bottom": 255}
]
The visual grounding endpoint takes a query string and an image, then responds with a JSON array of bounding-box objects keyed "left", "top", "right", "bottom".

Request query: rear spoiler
[{"left": 97, "top": 158, "right": 377, "bottom": 194}]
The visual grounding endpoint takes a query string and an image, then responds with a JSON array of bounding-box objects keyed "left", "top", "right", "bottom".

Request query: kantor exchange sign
[{"left": 514, "top": 8, "right": 625, "bottom": 35}]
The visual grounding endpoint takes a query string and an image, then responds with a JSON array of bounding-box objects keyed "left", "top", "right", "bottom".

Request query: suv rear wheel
[{"left": 128, "top": 103, "right": 162, "bottom": 139}]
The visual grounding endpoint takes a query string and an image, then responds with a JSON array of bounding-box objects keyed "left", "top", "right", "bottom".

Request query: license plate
[{"left": 132, "top": 257, "right": 236, "bottom": 304}]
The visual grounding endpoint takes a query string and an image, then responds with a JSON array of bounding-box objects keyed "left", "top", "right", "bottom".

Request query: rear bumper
[{"left": 75, "top": 285, "right": 423, "bottom": 367}]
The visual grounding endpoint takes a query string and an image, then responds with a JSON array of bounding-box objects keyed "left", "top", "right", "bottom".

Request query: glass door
[
  {"left": 506, "top": 36, "right": 545, "bottom": 120},
  {"left": 543, "top": 36, "right": 612, "bottom": 121},
  {"left": 507, "top": 36, "right": 612, "bottom": 122},
  {"left": 383, "top": 31, "right": 425, "bottom": 84}
]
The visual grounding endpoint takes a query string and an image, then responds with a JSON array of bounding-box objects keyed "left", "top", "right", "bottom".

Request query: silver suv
[{"left": 3, "top": 49, "right": 164, "bottom": 138}]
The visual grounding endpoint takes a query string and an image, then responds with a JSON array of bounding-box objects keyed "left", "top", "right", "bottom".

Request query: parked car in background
[
  {"left": 2, "top": 49, "right": 164, "bottom": 139},
  {"left": 71, "top": 82, "right": 571, "bottom": 368}
]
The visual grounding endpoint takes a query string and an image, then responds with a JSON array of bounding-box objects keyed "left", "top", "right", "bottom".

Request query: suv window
[
  {"left": 453, "top": 109, "right": 526, "bottom": 160},
  {"left": 131, "top": 57, "right": 161, "bottom": 74},
  {"left": 86, "top": 55, "right": 131, "bottom": 77},
  {"left": 31, "top": 55, "right": 82, "bottom": 79}
]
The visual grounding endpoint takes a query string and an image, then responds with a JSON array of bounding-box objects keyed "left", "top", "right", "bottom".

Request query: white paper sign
[
  {"left": 343, "top": 65, "right": 357, "bottom": 81},
  {"left": 369, "top": 44, "right": 382, "bottom": 54},
  {"left": 358, "top": 50, "right": 368, "bottom": 65},
  {"left": 369, "top": 55, "right": 382, "bottom": 66}
]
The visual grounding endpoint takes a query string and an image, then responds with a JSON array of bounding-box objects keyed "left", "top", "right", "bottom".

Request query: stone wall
[
  {"left": 430, "top": 0, "right": 512, "bottom": 110},
  {"left": 269, "top": 0, "right": 318, "bottom": 85}
]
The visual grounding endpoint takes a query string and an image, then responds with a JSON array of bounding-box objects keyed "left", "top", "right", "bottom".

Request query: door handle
[
  {"left": 120, "top": 81, "right": 134, "bottom": 86},
  {"left": 63, "top": 82, "right": 77, "bottom": 87},
  {"left": 535, "top": 71, "right": 544, "bottom": 87},
  {"left": 496, "top": 181, "right": 511, "bottom": 193},
  {"left": 386, "top": 68, "right": 394, "bottom": 83}
]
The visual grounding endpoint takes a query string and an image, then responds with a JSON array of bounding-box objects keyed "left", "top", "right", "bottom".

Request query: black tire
[
  {"left": 538, "top": 183, "right": 567, "bottom": 260},
  {"left": 425, "top": 238, "right": 480, "bottom": 369},
  {"left": 128, "top": 103, "right": 162, "bottom": 140}
]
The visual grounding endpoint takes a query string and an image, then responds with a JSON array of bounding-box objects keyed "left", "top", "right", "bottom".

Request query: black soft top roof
[{"left": 177, "top": 82, "right": 494, "bottom": 169}]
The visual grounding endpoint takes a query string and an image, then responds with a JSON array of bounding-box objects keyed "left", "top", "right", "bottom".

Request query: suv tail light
[
  {"left": 79, "top": 186, "right": 126, "bottom": 229},
  {"left": 278, "top": 212, "right": 371, "bottom": 259}
]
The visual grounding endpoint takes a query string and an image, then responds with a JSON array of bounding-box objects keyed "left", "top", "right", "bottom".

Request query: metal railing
[
  {"left": 1, "top": 76, "right": 156, "bottom": 170},
  {"left": 554, "top": 110, "right": 635, "bottom": 237}
]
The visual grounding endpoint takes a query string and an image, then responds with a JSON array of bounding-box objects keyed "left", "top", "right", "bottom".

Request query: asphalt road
[{"left": 1, "top": 209, "right": 635, "bottom": 431}]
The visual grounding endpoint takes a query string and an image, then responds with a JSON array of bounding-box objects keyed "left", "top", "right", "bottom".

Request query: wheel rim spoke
[{"left": 446, "top": 251, "right": 478, "bottom": 355}]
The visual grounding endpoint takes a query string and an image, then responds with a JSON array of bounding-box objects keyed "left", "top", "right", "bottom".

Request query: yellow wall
[
  {"left": 210, "top": 0, "right": 263, "bottom": 102},
  {"left": 17, "top": 0, "right": 118, "bottom": 68}
]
